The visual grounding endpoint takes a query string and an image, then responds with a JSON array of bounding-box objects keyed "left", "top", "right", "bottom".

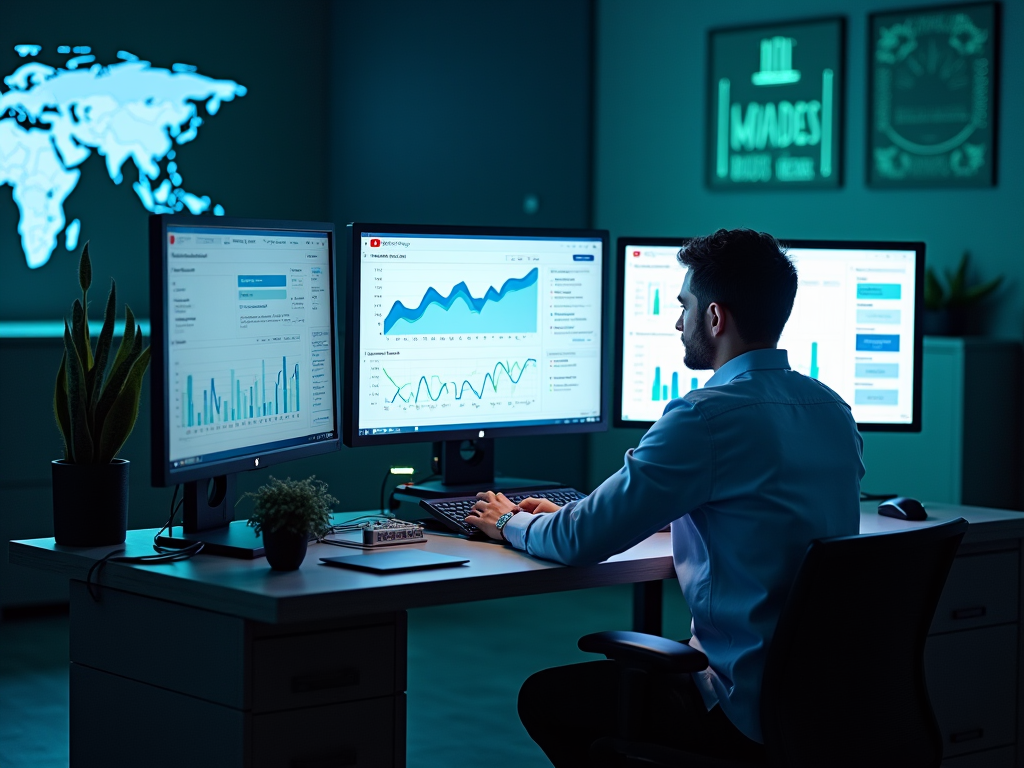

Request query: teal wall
[
  {"left": 324, "top": 0, "right": 596, "bottom": 500},
  {"left": 0, "top": 0, "right": 594, "bottom": 606},
  {"left": 588, "top": 0, "right": 1024, "bottom": 487}
]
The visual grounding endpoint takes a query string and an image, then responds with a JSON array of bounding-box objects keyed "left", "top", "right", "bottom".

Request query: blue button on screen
[{"left": 855, "top": 334, "right": 900, "bottom": 352}]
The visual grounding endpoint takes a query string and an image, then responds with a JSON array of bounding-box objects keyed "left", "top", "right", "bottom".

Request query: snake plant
[
  {"left": 924, "top": 251, "right": 1003, "bottom": 311},
  {"left": 53, "top": 242, "right": 151, "bottom": 464}
]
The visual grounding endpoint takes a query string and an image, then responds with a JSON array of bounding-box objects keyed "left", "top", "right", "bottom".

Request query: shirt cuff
[{"left": 502, "top": 511, "right": 536, "bottom": 550}]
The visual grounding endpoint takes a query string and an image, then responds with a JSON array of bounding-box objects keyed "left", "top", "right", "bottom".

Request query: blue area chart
[{"left": 383, "top": 269, "right": 539, "bottom": 335}]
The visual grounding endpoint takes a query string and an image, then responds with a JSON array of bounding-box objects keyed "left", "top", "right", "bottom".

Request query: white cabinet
[{"left": 862, "top": 338, "right": 1021, "bottom": 508}]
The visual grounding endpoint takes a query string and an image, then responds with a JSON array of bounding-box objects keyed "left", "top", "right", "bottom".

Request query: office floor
[{"left": 0, "top": 583, "right": 692, "bottom": 768}]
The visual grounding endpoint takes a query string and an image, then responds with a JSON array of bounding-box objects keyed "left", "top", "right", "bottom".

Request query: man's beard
[{"left": 683, "top": 315, "right": 716, "bottom": 370}]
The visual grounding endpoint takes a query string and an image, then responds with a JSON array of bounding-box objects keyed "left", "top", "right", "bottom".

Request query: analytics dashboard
[
  {"left": 619, "top": 241, "right": 919, "bottom": 426},
  {"left": 164, "top": 225, "right": 337, "bottom": 469},
  {"left": 355, "top": 232, "right": 604, "bottom": 435}
]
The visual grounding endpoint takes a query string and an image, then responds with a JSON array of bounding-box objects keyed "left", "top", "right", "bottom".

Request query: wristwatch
[{"left": 495, "top": 508, "right": 519, "bottom": 541}]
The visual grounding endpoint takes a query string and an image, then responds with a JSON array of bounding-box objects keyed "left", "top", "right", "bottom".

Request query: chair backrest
[{"left": 760, "top": 518, "right": 968, "bottom": 768}]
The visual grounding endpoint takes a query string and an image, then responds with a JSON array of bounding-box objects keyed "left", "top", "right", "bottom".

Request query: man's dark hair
[{"left": 678, "top": 228, "right": 797, "bottom": 344}]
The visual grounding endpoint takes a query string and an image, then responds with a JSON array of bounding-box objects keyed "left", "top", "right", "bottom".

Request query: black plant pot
[
  {"left": 52, "top": 459, "right": 129, "bottom": 547},
  {"left": 262, "top": 528, "right": 310, "bottom": 571},
  {"left": 923, "top": 308, "right": 973, "bottom": 336},
  {"left": 922, "top": 309, "right": 950, "bottom": 336}
]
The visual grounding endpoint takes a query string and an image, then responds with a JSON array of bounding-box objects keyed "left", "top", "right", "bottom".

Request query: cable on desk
[
  {"left": 861, "top": 491, "right": 900, "bottom": 501},
  {"left": 380, "top": 467, "right": 419, "bottom": 516},
  {"left": 86, "top": 485, "right": 204, "bottom": 602},
  {"left": 382, "top": 471, "right": 438, "bottom": 516}
]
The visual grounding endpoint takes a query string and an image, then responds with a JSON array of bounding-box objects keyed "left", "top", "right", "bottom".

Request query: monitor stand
[
  {"left": 393, "top": 439, "right": 561, "bottom": 502},
  {"left": 155, "top": 474, "right": 265, "bottom": 559}
]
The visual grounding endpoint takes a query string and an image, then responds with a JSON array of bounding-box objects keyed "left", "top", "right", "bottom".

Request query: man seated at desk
[{"left": 467, "top": 228, "right": 865, "bottom": 765}]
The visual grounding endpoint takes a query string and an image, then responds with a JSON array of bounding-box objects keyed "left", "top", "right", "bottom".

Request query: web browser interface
[
  {"left": 620, "top": 243, "right": 918, "bottom": 425},
  {"left": 356, "top": 232, "right": 604, "bottom": 436},
  {"left": 165, "top": 226, "right": 336, "bottom": 471}
]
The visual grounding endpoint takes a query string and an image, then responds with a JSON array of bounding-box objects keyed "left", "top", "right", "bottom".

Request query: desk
[{"left": 9, "top": 502, "right": 1024, "bottom": 768}]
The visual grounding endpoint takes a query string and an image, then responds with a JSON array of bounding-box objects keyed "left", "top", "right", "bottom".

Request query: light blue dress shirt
[{"left": 503, "top": 348, "right": 865, "bottom": 743}]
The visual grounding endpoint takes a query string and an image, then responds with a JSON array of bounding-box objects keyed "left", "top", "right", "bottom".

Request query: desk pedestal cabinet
[
  {"left": 926, "top": 539, "right": 1021, "bottom": 767},
  {"left": 69, "top": 582, "right": 407, "bottom": 767}
]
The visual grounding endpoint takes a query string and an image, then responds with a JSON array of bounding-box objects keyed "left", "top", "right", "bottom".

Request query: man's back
[
  {"left": 672, "top": 351, "right": 864, "bottom": 742},
  {"left": 501, "top": 230, "right": 860, "bottom": 764},
  {"left": 508, "top": 349, "right": 864, "bottom": 742}
]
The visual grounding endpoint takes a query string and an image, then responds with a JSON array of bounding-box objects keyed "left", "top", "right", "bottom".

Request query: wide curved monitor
[
  {"left": 615, "top": 237, "right": 924, "bottom": 432},
  {"left": 344, "top": 223, "right": 609, "bottom": 447}
]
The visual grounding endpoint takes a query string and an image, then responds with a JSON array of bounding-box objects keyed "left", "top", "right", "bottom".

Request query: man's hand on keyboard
[
  {"left": 516, "top": 497, "right": 561, "bottom": 514},
  {"left": 466, "top": 491, "right": 562, "bottom": 541},
  {"left": 465, "top": 491, "right": 516, "bottom": 540}
]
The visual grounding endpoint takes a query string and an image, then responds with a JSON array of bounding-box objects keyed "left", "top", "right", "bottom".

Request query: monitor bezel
[
  {"left": 612, "top": 236, "right": 926, "bottom": 433},
  {"left": 149, "top": 214, "right": 343, "bottom": 488},
  {"left": 344, "top": 222, "right": 611, "bottom": 448}
]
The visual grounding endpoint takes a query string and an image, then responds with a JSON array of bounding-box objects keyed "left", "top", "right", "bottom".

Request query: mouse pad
[{"left": 320, "top": 550, "right": 469, "bottom": 573}]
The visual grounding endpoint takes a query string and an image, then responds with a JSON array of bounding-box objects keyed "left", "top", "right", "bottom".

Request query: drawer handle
[
  {"left": 951, "top": 606, "right": 987, "bottom": 621},
  {"left": 291, "top": 668, "right": 360, "bottom": 693},
  {"left": 290, "top": 750, "right": 357, "bottom": 768},
  {"left": 950, "top": 728, "right": 984, "bottom": 744}
]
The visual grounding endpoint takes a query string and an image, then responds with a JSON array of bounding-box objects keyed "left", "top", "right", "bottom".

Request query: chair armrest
[{"left": 578, "top": 630, "right": 709, "bottom": 674}]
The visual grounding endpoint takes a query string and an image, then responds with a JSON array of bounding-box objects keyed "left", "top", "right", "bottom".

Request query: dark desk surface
[
  {"left": 10, "top": 502, "right": 1023, "bottom": 625},
  {"left": 8, "top": 514, "right": 674, "bottom": 624}
]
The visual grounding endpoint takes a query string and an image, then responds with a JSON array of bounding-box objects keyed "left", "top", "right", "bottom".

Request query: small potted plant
[
  {"left": 52, "top": 243, "right": 151, "bottom": 546},
  {"left": 924, "top": 251, "right": 1003, "bottom": 336},
  {"left": 243, "top": 476, "right": 337, "bottom": 570}
]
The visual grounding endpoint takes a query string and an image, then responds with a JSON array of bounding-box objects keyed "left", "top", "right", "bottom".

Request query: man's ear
[{"left": 707, "top": 302, "right": 726, "bottom": 338}]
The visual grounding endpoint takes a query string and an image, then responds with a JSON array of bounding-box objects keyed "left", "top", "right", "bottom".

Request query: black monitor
[
  {"left": 614, "top": 237, "right": 925, "bottom": 432},
  {"left": 149, "top": 216, "right": 342, "bottom": 557},
  {"left": 344, "top": 223, "right": 609, "bottom": 496}
]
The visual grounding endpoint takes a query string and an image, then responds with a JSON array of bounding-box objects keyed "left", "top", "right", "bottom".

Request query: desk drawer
[
  {"left": 924, "top": 624, "right": 1017, "bottom": 758},
  {"left": 931, "top": 551, "right": 1018, "bottom": 634},
  {"left": 941, "top": 745, "right": 1015, "bottom": 768},
  {"left": 252, "top": 625, "right": 396, "bottom": 713},
  {"left": 252, "top": 695, "right": 399, "bottom": 768}
]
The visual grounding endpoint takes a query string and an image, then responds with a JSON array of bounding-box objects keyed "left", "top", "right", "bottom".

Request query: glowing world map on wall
[{"left": 0, "top": 45, "right": 246, "bottom": 269}]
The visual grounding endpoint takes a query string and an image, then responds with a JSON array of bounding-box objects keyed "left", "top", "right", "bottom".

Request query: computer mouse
[{"left": 877, "top": 497, "right": 927, "bottom": 521}]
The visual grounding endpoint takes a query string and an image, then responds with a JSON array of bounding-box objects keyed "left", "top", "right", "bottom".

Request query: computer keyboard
[{"left": 419, "top": 487, "right": 587, "bottom": 537}]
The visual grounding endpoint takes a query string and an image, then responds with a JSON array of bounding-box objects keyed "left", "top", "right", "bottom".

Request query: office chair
[{"left": 577, "top": 518, "right": 969, "bottom": 767}]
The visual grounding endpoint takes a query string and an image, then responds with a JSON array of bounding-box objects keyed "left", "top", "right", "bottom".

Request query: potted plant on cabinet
[
  {"left": 243, "top": 476, "right": 337, "bottom": 570},
  {"left": 923, "top": 251, "right": 1003, "bottom": 336},
  {"left": 52, "top": 243, "right": 151, "bottom": 546}
]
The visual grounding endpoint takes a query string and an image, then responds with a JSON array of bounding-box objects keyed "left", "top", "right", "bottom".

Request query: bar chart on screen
[
  {"left": 650, "top": 367, "right": 710, "bottom": 402},
  {"left": 175, "top": 355, "right": 305, "bottom": 431}
]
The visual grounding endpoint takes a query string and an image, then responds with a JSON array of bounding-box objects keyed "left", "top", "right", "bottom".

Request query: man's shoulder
[{"left": 680, "top": 369, "right": 851, "bottom": 420}]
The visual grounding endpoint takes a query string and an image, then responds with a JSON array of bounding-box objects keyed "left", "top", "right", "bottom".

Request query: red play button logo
[
  {"left": 170, "top": 235, "right": 176, "bottom": 244},
  {"left": 632, "top": 250, "right": 640, "bottom": 257},
  {"left": 370, "top": 238, "right": 381, "bottom": 247}
]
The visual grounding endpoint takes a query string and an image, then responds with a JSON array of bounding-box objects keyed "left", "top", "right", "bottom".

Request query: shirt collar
[{"left": 705, "top": 348, "right": 791, "bottom": 388}]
